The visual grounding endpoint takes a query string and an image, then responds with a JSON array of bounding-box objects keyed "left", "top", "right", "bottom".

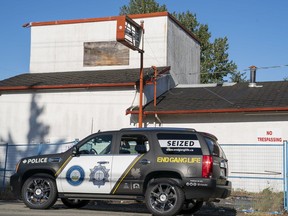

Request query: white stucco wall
[
  {"left": 29, "top": 15, "right": 200, "bottom": 85},
  {"left": 29, "top": 16, "right": 168, "bottom": 73},
  {"left": 167, "top": 19, "right": 200, "bottom": 84},
  {"left": 0, "top": 89, "right": 137, "bottom": 145}
]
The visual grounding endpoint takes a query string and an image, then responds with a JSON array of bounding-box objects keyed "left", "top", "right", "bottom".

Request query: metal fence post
[
  {"left": 37, "top": 143, "right": 44, "bottom": 155},
  {"left": 284, "top": 140, "right": 288, "bottom": 211},
  {"left": 2, "top": 143, "right": 9, "bottom": 192}
]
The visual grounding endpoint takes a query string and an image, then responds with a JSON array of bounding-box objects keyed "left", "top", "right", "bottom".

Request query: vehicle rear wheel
[
  {"left": 21, "top": 174, "right": 57, "bottom": 209},
  {"left": 145, "top": 179, "right": 184, "bottom": 216},
  {"left": 61, "top": 198, "right": 90, "bottom": 208},
  {"left": 181, "top": 200, "right": 203, "bottom": 214}
]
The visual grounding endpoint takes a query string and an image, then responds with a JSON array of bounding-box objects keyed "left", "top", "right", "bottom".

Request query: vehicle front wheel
[
  {"left": 145, "top": 179, "right": 184, "bottom": 216},
  {"left": 61, "top": 198, "right": 90, "bottom": 208},
  {"left": 21, "top": 174, "right": 58, "bottom": 209}
]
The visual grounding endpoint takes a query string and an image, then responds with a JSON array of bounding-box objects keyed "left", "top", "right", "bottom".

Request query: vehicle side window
[
  {"left": 78, "top": 134, "right": 112, "bottom": 155},
  {"left": 205, "top": 137, "right": 226, "bottom": 159},
  {"left": 157, "top": 133, "right": 202, "bottom": 155},
  {"left": 119, "top": 134, "right": 149, "bottom": 155}
]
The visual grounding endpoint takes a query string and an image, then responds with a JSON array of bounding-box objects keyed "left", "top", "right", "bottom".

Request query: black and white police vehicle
[{"left": 10, "top": 128, "right": 231, "bottom": 216}]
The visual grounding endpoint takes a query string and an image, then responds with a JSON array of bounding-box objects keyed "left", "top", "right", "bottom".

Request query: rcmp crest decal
[
  {"left": 66, "top": 165, "right": 85, "bottom": 186},
  {"left": 89, "top": 161, "right": 110, "bottom": 187}
]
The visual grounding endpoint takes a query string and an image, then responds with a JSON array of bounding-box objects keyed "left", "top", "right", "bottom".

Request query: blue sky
[{"left": 0, "top": 0, "right": 287, "bottom": 81}]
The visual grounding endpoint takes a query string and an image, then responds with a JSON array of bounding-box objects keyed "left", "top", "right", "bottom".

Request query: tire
[
  {"left": 145, "top": 179, "right": 184, "bottom": 216},
  {"left": 21, "top": 174, "right": 58, "bottom": 209},
  {"left": 181, "top": 200, "right": 203, "bottom": 214},
  {"left": 61, "top": 198, "right": 90, "bottom": 208}
]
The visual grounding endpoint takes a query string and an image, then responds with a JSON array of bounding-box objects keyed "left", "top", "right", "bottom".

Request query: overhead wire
[{"left": 171, "top": 64, "right": 288, "bottom": 76}]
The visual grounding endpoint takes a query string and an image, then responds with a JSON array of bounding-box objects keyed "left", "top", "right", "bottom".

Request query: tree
[
  {"left": 119, "top": 0, "right": 167, "bottom": 15},
  {"left": 172, "top": 11, "right": 238, "bottom": 83},
  {"left": 230, "top": 70, "right": 247, "bottom": 83},
  {"left": 120, "top": 0, "right": 240, "bottom": 83}
]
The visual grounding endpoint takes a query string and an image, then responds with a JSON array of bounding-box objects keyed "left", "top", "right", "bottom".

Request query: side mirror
[{"left": 72, "top": 146, "right": 79, "bottom": 156}]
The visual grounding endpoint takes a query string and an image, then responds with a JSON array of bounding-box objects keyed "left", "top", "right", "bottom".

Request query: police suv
[{"left": 10, "top": 128, "right": 231, "bottom": 216}]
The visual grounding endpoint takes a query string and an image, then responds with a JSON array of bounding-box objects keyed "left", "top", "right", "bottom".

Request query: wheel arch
[
  {"left": 143, "top": 171, "right": 183, "bottom": 192},
  {"left": 21, "top": 169, "right": 56, "bottom": 189}
]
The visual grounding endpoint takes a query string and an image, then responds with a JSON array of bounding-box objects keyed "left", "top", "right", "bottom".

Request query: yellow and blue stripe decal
[
  {"left": 111, "top": 154, "right": 144, "bottom": 194},
  {"left": 55, "top": 156, "right": 73, "bottom": 177}
]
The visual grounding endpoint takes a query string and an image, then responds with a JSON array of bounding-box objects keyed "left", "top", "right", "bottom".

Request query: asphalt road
[
  {"left": 0, "top": 200, "right": 149, "bottom": 216},
  {"left": 0, "top": 200, "right": 238, "bottom": 216}
]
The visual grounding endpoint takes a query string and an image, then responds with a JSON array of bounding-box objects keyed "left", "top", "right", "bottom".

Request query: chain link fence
[
  {"left": 221, "top": 143, "right": 284, "bottom": 192},
  {"left": 0, "top": 141, "right": 76, "bottom": 191}
]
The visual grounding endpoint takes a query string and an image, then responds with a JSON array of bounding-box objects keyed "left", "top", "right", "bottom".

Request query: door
[
  {"left": 57, "top": 134, "right": 113, "bottom": 194},
  {"left": 111, "top": 133, "right": 150, "bottom": 195}
]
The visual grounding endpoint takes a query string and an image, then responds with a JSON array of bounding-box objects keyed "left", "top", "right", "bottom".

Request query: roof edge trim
[
  {"left": 0, "top": 82, "right": 135, "bottom": 91},
  {"left": 24, "top": 12, "right": 170, "bottom": 27},
  {"left": 23, "top": 12, "right": 200, "bottom": 44},
  {"left": 126, "top": 107, "right": 288, "bottom": 115}
]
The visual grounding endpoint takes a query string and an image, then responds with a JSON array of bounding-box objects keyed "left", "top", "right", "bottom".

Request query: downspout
[
  {"left": 152, "top": 66, "right": 158, "bottom": 107},
  {"left": 152, "top": 66, "right": 162, "bottom": 126}
]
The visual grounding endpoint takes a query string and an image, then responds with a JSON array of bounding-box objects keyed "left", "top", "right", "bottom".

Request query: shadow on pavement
[{"left": 53, "top": 200, "right": 237, "bottom": 216}]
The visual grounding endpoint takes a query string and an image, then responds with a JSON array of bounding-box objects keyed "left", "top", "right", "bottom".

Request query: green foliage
[
  {"left": 119, "top": 0, "right": 167, "bottom": 15},
  {"left": 0, "top": 184, "right": 16, "bottom": 200},
  {"left": 232, "top": 187, "right": 284, "bottom": 213},
  {"left": 230, "top": 70, "right": 248, "bottom": 83},
  {"left": 172, "top": 11, "right": 238, "bottom": 83},
  {"left": 254, "top": 187, "right": 283, "bottom": 212},
  {"left": 119, "top": 1, "right": 240, "bottom": 83}
]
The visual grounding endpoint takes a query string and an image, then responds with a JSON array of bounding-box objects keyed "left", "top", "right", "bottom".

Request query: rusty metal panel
[{"left": 84, "top": 41, "right": 129, "bottom": 66}]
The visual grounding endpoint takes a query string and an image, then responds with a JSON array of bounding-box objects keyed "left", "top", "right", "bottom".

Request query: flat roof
[{"left": 23, "top": 12, "right": 200, "bottom": 44}]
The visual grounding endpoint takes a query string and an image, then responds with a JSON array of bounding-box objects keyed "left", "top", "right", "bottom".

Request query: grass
[
  {"left": 0, "top": 184, "right": 16, "bottom": 200},
  {"left": 232, "top": 187, "right": 284, "bottom": 214}
]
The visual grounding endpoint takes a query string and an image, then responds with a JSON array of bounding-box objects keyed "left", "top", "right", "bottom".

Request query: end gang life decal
[{"left": 66, "top": 165, "right": 85, "bottom": 186}]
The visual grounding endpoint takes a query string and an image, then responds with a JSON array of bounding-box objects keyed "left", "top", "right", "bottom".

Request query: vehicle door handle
[
  {"left": 98, "top": 161, "right": 109, "bottom": 165},
  {"left": 140, "top": 159, "right": 151, "bottom": 165}
]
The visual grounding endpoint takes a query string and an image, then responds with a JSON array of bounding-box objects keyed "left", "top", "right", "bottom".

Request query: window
[
  {"left": 205, "top": 137, "right": 226, "bottom": 159},
  {"left": 83, "top": 42, "right": 129, "bottom": 66},
  {"left": 78, "top": 134, "right": 112, "bottom": 155},
  {"left": 157, "top": 133, "right": 202, "bottom": 155},
  {"left": 119, "top": 134, "right": 149, "bottom": 155}
]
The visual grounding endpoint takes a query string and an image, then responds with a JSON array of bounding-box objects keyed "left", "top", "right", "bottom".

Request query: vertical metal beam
[
  {"left": 138, "top": 21, "right": 144, "bottom": 128},
  {"left": 152, "top": 66, "right": 158, "bottom": 107},
  {"left": 2, "top": 143, "right": 8, "bottom": 191},
  {"left": 284, "top": 140, "right": 288, "bottom": 211}
]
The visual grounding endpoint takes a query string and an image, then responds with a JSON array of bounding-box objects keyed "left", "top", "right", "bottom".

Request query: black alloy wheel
[
  {"left": 21, "top": 174, "right": 57, "bottom": 209},
  {"left": 145, "top": 179, "right": 184, "bottom": 216}
]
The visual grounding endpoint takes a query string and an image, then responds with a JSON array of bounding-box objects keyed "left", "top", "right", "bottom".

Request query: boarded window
[{"left": 84, "top": 41, "right": 129, "bottom": 66}]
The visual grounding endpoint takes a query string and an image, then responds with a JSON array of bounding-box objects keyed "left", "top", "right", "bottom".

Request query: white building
[
  {"left": 128, "top": 81, "right": 288, "bottom": 191},
  {"left": 0, "top": 12, "right": 287, "bottom": 192},
  {"left": 0, "top": 12, "right": 200, "bottom": 144}
]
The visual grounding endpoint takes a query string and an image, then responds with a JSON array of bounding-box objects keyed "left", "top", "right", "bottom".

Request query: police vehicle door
[
  {"left": 57, "top": 134, "right": 113, "bottom": 194},
  {"left": 111, "top": 134, "right": 150, "bottom": 194}
]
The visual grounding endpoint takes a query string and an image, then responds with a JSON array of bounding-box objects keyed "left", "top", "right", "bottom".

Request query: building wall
[
  {"left": 29, "top": 15, "right": 200, "bottom": 85},
  {"left": 29, "top": 17, "right": 168, "bottom": 73},
  {"left": 144, "top": 113, "right": 287, "bottom": 192},
  {"left": 167, "top": 19, "right": 200, "bottom": 85},
  {"left": 0, "top": 89, "right": 137, "bottom": 145}
]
